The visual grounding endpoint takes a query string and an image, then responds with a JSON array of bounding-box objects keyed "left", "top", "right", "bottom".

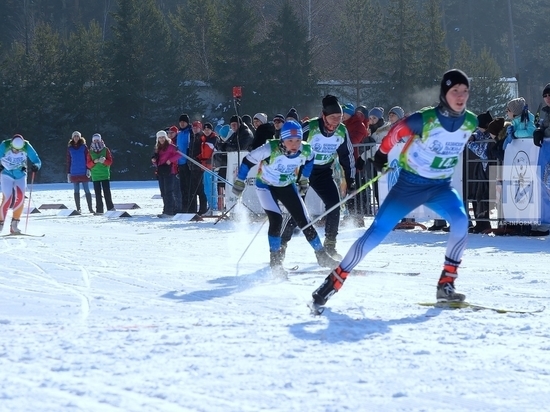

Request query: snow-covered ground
[{"left": 1, "top": 181, "right": 549, "bottom": 411}]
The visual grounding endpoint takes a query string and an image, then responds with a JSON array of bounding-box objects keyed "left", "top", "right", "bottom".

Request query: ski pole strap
[{"left": 300, "top": 168, "right": 392, "bottom": 232}]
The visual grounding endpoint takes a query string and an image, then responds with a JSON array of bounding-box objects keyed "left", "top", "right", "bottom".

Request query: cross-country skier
[
  {"left": 0, "top": 134, "right": 42, "bottom": 234},
  {"left": 310, "top": 69, "right": 478, "bottom": 312},
  {"left": 232, "top": 120, "right": 339, "bottom": 276},
  {"left": 280, "top": 95, "right": 356, "bottom": 260}
]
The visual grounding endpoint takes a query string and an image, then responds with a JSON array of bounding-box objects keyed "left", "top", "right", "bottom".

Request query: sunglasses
[{"left": 544, "top": 94, "right": 550, "bottom": 98}]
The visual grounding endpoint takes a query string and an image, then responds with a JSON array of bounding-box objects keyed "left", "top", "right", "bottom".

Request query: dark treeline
[{"left": 0, "top": 0, "right": 548, "bottom": 182}]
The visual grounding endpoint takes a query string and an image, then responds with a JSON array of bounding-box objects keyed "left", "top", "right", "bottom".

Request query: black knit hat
[
  {"left": 543, "top": 83, "right": 550, "bottom": 96},
  {"left": 179, "top": 114, "right": 190, "bottom": 123},
  {"left": 440, "top": 69, "right": 470, "bottom": 98},
  {"left": 477, "top": 111, "right": 493, "bottom": 129},
  {"left": 322, "top": 95, "right": 342, "bottom": 116},
  {"left": 229, "top": 115, "right": 240, "bottom": 124},
  {"left": 286, "top": 108, "right": 299, "bottom": 122}
]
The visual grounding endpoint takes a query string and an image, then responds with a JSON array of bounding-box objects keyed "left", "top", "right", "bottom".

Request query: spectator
[
  {"left": 272, "top": 114, "right": 285, "bottom": 139},
  {"left": 200, "top": 123, "right": 219, "bottom": 213},
  {"left": 176, "top": 114, "right": 193, "bottom": 213},
  {"left": 167, "top": 125, "right": 182, "bottom": 213},
  {"left": 187, "top": 121, "right": 208, "bottom": 215},
  {"left": 67, "top": 131, "right": 94, "bottom": 214},
  {"left": 87, "top": 133, "right": 114, "bottom": 214},
  {"left": 368, "top": 107, "right": 390, "bottom": 143},
  {"left": 466, "top": 111, "right": 494, "bottom": 233},
  {"left": 286, "top": 108, "right": 300, "bottom": 124},
  {"left": 503, "top": 97, "right": 536, "bottom": 150},
  {"left": 342, "top": 103, "right": 369, "bottom": 226},
  {"left": 250, "top": 112, "right": 275, "bottom": 149},
  {"left": 242, "top": 114, "right": 255, "bottom": 133},
  {"left": 152, "top": 130, "right": 181, "bottom": 217}
]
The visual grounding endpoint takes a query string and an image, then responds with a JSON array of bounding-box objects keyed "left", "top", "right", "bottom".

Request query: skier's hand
[
  {"left": 534, "top": 128, "right": 544, "bottom": 148},
  {"left": 31, "top": 164, "right": 39, "bottom": 172},
  {"left": 232, "top": 179, "right": 246, "bottom": 197},
  {"left": 298, "top": 177, "right": 309, "bottom": 197},
  {"left": 346, "top": 178, "right": 356, "bottom": 195},
  {"left": 67, "top": 174, "right": 71, "bottom": 183},
  {"left": 368, "top": 150, "right": 388, "bottom": 172}
]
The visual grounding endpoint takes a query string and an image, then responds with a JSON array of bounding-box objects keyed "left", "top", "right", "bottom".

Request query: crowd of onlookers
[{"left": 62, "top": 81, "right": 550, "bottom": 238}]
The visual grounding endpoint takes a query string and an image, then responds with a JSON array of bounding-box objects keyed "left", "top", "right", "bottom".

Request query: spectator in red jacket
[{"left": 343, "top": 103, "right": 370, "bottom": 226}]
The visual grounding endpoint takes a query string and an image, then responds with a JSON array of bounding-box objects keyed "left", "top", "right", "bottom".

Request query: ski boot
[
  {"left": 10, "top": 219, "right": 21, "bottom": 235},
  {"left": 310, "top": 267, "right": 349, "bottom": 314},
  {"left": 270, "top": 249, "right": 287, "bottom": 279},
  {"left": 315, "top": 249, "right": 339, "bottom": 269},
  {"left": 436, "top": 268, "right": 465, "bottom": 302},
  {"left": 323, "top": 239, "right": 342, "bottom": 260}
]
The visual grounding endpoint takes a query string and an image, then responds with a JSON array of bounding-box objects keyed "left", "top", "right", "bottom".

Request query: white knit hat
[{"left": 253, "top": 113, "right": 268, "bottom": 124}]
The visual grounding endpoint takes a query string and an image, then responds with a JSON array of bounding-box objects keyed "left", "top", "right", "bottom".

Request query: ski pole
[
  {"left": 179, "top": 152, "right": 235, "bottom": 187},
  {"left": 300, "top": 168, "right": 391, "bottom": 232},
  {"left": 236, "top": 217, "right": 267, "bottom": 270},
  {"left": 214, "top": 201, "right": 238, "bottom": 225},
  {"left": 24, "top": 171, "right": 36, "bottom": 232}
]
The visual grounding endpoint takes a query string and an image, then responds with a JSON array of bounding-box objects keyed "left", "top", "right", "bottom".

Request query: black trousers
[
  {"left": 281, "top": 166, "right": 341, "bottom": 243},
  {"left": 93, "top": 180, "right": 114, "bottom": 213}
]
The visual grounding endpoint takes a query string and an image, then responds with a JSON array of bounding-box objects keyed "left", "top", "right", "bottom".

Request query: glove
[
  {"left": 534, "top": 128, "right": 544, "bottom": 148},
  {"left": 232, "top": 179, "right": 246, "bottom": 197},
  {"left": 21, "top": 166, "right": 26, "bottom": 172},
  {"left": 67, "top": 174, "right": 71, "bottom": 183},
  {"left": 298, "top": 177, "right": 309, "bottom": 197},
  {"left": 368, "top": 150, "right": 388, "bottom": 172},
  {"left": 98, "top": 156, "right": 106, "bottom": 164},
  {"left": 31, "top": 164, "right": 39, "bottom": 172},
  {"left": 346, "top": 178, "right": 356, "bottom": 195},
  {"left": 355, "top": 157, "right": 365, "bottom": 171}
]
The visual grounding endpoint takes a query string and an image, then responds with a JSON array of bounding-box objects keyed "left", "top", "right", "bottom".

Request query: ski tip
[{"left": 418, "top": 302, "right": 545, "bottom": 314}]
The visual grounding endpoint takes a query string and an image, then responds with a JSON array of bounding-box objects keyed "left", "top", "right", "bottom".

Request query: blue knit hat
[
  {"left": 342, "top": 104, "right": 355, "bottom": 116},
  {"left": 368, "top": 107, "right": 384, "bottom": 120},
  {"left": 280, "top": 120, "right": 302, "bottom": 140},
  {"left": 388, "top": 106, "right": 405, "bottom": 119}
]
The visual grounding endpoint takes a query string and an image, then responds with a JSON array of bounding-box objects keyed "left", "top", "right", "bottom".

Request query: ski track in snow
[{"left": 0, "top": 181, "right": 549, "bottom": 411}]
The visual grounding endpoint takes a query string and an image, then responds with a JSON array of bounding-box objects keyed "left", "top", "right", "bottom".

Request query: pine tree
[
  {"left": 258, "top": 0, "right": 316, "bottom": 115},
  {"left": 332, "top": 0, "right": 383, "bottom": 107},
  {"left": 380, "top": 0, "right": 424, "bottom": 109},
  {"left": 211, "top": 0, "right": 260, "bottom": 116}
]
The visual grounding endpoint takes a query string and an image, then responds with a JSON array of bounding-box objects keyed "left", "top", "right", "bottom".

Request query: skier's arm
[
  {"left": 379, "top": 114, "right": 422, "bottom": 154},
  {"left": 236, "top": 143, "right": 271, "bottom": 180},
  {"left": 336, "top": 128, "right": 356, "bottom": 180}
]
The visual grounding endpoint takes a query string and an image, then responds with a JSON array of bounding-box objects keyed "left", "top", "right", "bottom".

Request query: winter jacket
[
  {"left": 87, "top": 146, "right": 113, "bottom": 181},
  {"left": 218, "top": 122, "right": 253, "bottom": 152},
  {"left": 250, "top": 122, "right": 276, "bottom": 150},
  {"left": 510, "top": 111, "right": 536, "bottom": 138},
  {"left": 0, "top": 139, "right": 41, "bottom": 180},
  {"left": 154, "top": 143, "right": 181, "bottom": 175},
  {"left": 370, "top": 121, "right": 392, "bottom": 144},
  {"left": 343, "top": 113, "right": 369, "bottom": 159},
  {"left": 67, "top": 138, "right": 90, "bottom": 183},
  {"left": 197, "top": 132, "right": 217, "bottom": 170},
  {"left": 176, "top": 125, "right": 192, "bottom": 165}
]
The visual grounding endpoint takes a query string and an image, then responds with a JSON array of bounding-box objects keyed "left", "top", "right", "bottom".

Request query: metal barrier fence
[{"left": 203, "top": 141, "right": 505, "bottom": 229}]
